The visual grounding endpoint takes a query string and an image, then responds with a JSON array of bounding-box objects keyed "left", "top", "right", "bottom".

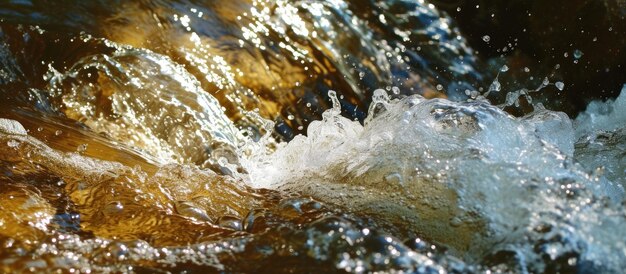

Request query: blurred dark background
[{"left": 432, "top": 0, "right": 626, "bottom": 116}]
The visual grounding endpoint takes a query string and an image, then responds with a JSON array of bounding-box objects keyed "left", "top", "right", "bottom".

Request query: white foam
[
  {"left": 574, "top": 85, "right": 626, "bottom": 139},
  {"left": 241, "top": 89, "right": 626, "bottom": 270}
]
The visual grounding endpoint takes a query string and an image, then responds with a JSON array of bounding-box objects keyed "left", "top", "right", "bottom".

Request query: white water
[
  {"left": 574, "top": 85, "right": 626, "bottom": 188},
  {"left": 241, "top": 85, "right": 626, "bottom": 271}
]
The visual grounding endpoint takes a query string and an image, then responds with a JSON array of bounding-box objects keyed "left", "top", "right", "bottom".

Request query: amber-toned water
[{"left": 0, "top": 0, "right": 625, "bottom": 273}]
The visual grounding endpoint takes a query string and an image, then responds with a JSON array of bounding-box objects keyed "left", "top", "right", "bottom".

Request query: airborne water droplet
[
  {"left": 391, "top": 86, "right": 400, "bottom": 95},
  {"left": 500, "top": 65, "right": 509, "bottom": 72},
  {"left": 555, "top": 82, "right": 565, "bottom": 91},
  {"left": 489, "top": 79, "right": 501, "bottom": 92},
  {"left": 573, "top": 49, "right": 583, "bottom": 59},
  {"left": 482, "top": 35, "right": 491, "bottom": 43}
]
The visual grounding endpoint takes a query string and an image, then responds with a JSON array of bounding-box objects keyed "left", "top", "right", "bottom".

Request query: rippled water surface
[{"left": 0, "top": 0, "right": 625, "bottom": 273}]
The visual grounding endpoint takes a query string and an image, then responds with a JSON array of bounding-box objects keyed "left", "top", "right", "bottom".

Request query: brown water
[{"left": 0, "top": 0, "right": 625, "bottom": 273}]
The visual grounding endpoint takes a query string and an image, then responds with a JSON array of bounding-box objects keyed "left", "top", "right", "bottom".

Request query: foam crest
[{"left": 243, "top": 88, "right": 626, "bottom": 271}]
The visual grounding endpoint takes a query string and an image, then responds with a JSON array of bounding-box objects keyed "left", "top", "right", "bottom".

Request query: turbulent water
[{"left": 0, "top": 0, "right": 625, "bottom": 273}]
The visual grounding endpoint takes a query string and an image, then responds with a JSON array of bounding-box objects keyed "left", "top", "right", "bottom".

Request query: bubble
[
  {"left": 217, "top": 216, "right": 242, "bottom": 231},
  {"left": 482, "top": 35, "right": 491, "bottom": 43},
  {"left": 384, "top": 173, "right": 403, "bottom": 186},
  {"left": 436, "top": 84, "right": 444, "bottom": 91},
  {"left": 500, "top": 65, "right": 509, "bottom": 72},
  {"left": 55, "top": 130, "right": 63, "bottom": 136},
  {"left": 175, "top": 201, "right": 212, "bottom": 222},
  {"left": 77, "top": 144, "right": 88, "bottom": 153}
]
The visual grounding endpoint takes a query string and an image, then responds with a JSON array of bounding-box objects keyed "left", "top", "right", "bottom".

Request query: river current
[{"left": 0, "top": 0, "right": 625, "bottom": 273}]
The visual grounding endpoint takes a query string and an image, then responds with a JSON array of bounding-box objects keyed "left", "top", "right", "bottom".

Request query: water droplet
[
  {"left": 482, "top": 35, "right": 491, "bottom": 43},
  {"left": 391, "top": 86, "right": 400, "bottom": 95},
  {"left": 327, "top": 90, "right": 341, "bottom": 112},
  {"left": 359, "top": 72, "right": 365, "bottom": 78},
  {"left": 287, "top": 114, "right": 295, "bottom": 120},
  {"left": 54, "top": 130, "right": 63, "bottom": 136},
  {"left": 436, "top": 84, "right": 444, "bottom": 91},
  {"left": 555, "top": 82, "right": 565, "bottom": 91},
  {"left": 500, "top": 65, "right": 509, "bottom": 72},
  {"left": 489, "top": 80, "right": 501, "bottom": 92},
  {"left": 573, "top": 49, "right": 583, "bottom": 59},
  {"left": 524, "top": 67, "right": 530, "bottom": 73}
]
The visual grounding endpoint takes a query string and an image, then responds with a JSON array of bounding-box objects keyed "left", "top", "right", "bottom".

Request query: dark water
[{"left": 0, "top": 0, "right": 625, "bottom": 273}]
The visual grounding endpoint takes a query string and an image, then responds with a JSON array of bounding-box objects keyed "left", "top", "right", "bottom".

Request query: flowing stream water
[{"left": 0, "top": 0, "right": 625, "bottom": 273}]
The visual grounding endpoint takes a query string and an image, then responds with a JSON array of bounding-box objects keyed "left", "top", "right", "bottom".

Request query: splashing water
[
  {"left": 0, "top": 0, "right": 625, "bottom": 273},
  {"left": 243, "top": 88, "right": 626, "bottom": 271}
]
